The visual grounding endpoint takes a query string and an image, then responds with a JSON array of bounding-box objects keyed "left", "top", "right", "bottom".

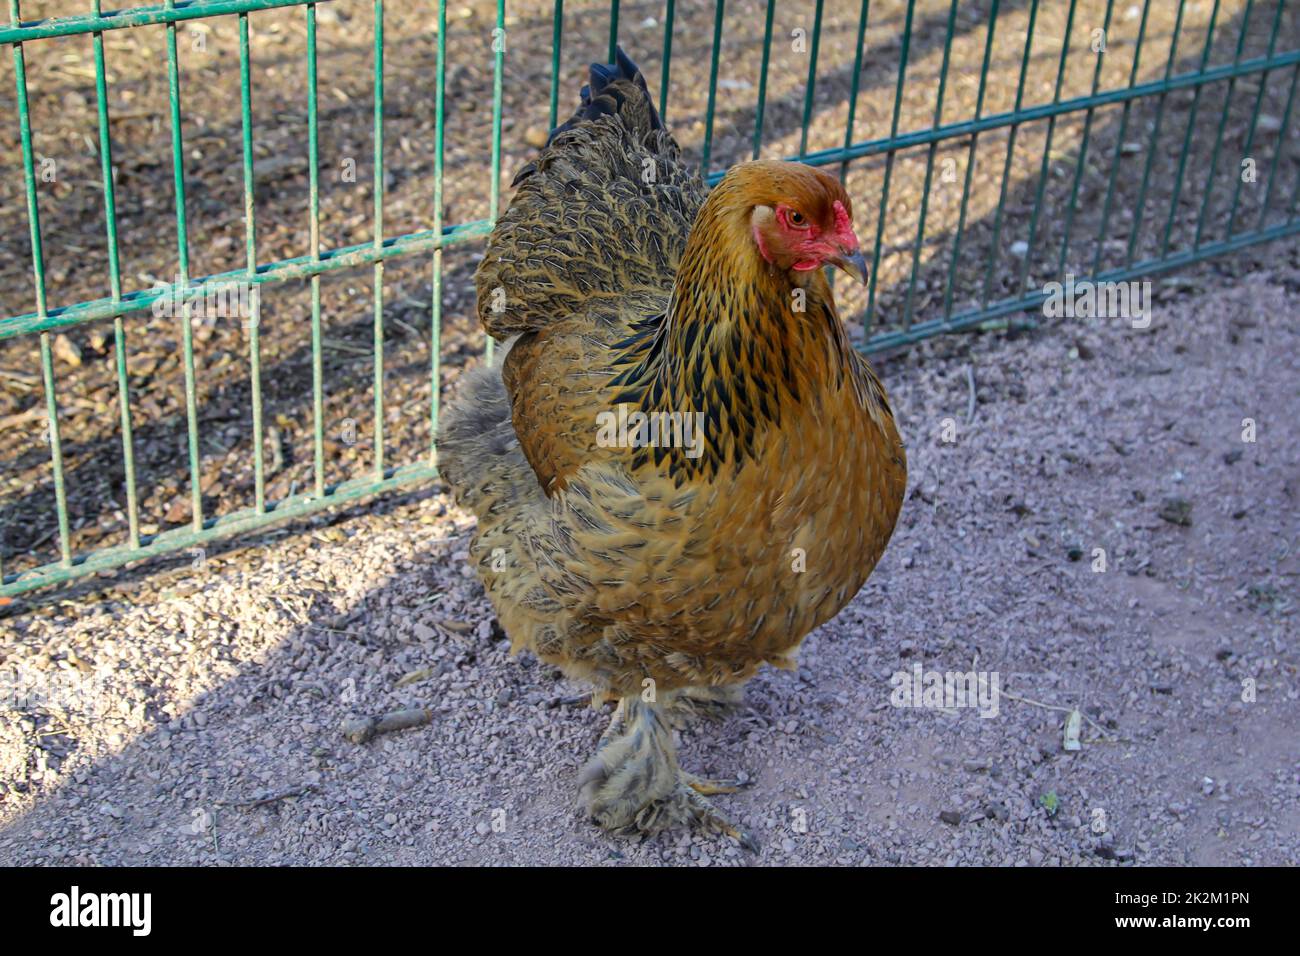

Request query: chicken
[{"left": 437, "top": 49, "right": 907, "bottom": 849}]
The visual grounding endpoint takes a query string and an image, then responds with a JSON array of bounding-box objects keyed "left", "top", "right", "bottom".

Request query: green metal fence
[{"left": 1, "top": 0, "right": 1297, "bottom": 597}]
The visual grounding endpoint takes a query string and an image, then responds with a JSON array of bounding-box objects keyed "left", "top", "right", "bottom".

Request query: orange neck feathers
[{"left": 608, "top": 172, "right": 862, "bottom": 481}]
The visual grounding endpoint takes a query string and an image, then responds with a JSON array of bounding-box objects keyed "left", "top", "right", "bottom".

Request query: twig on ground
[
  {"left": 974, "top": 673, "right": 1123, "bottom": 742},
  {"left": 0, "top": 408, "right": 44, "bottom": 430},
  {"left": 340, "top": 707, "right": 432, "bottom": 744},
  {"left": 216, "top": 784, "right": 318, "bottom": 809},
  {"left": 964, "top": 365, "right": 977, "bottom": 425},
  {"left": 395, "top": 667, "right": 434, "bottom": 688}
]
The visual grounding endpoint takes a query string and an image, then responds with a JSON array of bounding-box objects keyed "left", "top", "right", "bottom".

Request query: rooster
[{"left": 438, "top": 49, "right": 906, "bottom": 850}]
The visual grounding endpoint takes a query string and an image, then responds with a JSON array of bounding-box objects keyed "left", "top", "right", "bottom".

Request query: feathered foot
[{"left": 577, "top": 692, "right": 758, "bottom": 852}]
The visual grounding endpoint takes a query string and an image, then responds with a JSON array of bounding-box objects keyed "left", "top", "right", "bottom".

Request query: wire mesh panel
[{"left": 1, "top": 0, "right": 1297, "bottom": 597}]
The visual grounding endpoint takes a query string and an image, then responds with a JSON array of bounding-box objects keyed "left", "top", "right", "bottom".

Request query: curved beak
[{"left": 828, "top": 249, "right": 869, "bottom": 285}]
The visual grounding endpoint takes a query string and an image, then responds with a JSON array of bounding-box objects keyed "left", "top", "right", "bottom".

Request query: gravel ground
[{"left": 0, "top": 265, "right": 1296, "bottom": 866}]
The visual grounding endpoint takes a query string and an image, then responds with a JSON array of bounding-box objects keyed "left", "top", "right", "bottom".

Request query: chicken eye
[{"left": 788, "top": 210, "right": 808, "bottom": 228}]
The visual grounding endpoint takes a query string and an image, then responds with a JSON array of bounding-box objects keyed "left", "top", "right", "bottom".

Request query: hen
[{"left": 438, "top": 49, "right": 907, "bottom": 850}]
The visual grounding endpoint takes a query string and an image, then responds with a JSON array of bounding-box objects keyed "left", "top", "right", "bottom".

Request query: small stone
[
  {"left": 1158, "top": 497, "right": 1193, "bottom": 526},
  {"left": 54, "top": 334, "right": 83, "bottom": 367},
  {"left": 1256, "top": 114, "right": 1283, "bottom": 135}
]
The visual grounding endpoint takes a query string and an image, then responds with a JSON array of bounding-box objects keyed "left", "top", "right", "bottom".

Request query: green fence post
[
  {"left": 982, "top": 0, "right": 1040, "bottom": 309},
  {"left": 1258, "top": 61, "right": 1300, "bottom": 230},
  {"left": 942, "top": 0, "right": 1000, "bottom": 321},
  {"left": 1160, "top": 0, "right": 1223, "bottom": 259},
  {"left": 372, "top": 0, "right": 385, "bottom": 479},
  {"left": 485, "top": 0, "right": 503, "bottom": 367},
  {"left": 1057, "top": 0, "right": 1118, "bottom": 277},
  {"left": 751, "top": 0, "right": 776, "bottom": 160},
  {"left": 700, "top": 0, "right": 726, "bottom": 176},
  {"left": 307, "top": 1, "right": 326, "bottom": 499},
  {"left": 238, "top": 10, "right": 266, "bottom": 514},
  {"left": 1128, "top": 1, "right": 1189, "bottom": 266},
  {"left": 431, "top": 0, "right": 447, "bottom": 456},
  {"left": 838, "top": 0, "right": 871, "bottom": 181},
  {"left": 91, "top": 0, "right": 142, "bottom": 550},
  {"left": 10, "top": 0, "right": 72, "bottom": 569},
  {"left": 1018, "top": 0, "right": 1079, "bottom": 293},
  {"left": 798, "top": 0, "right": 825, "bottom": 159},
  {"left": 1228, "top": 0, "right": 1288, "bottom": 238},
  {"left": 163, "top": 0, "right": 204, "bottom": 533},
  {"left": 1092, "top": 0, "right": 1153, "bottom": 276},
  {"left": 866, "top": 0, "right": 917, "bottom": 331},
  {"left": 902, "top": 0, "right": 959, "bottom": 330}
]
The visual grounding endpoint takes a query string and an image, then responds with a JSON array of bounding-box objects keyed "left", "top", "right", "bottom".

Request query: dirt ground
[
  {"left": 0, "top": 265, "right": 1296, "bottom": 866},
  {"left": 0, "top": 0, "right": 1296, "bottom": 866}
]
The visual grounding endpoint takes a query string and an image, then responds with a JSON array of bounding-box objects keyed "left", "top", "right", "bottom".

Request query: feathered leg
[{"left": 577, "top": 691, "right": 758, "bottom": 851}]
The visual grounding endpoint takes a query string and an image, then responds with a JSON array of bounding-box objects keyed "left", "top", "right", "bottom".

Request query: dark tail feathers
[{"left": 512, "top": 47, "right": 664, "bottom": 187}]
